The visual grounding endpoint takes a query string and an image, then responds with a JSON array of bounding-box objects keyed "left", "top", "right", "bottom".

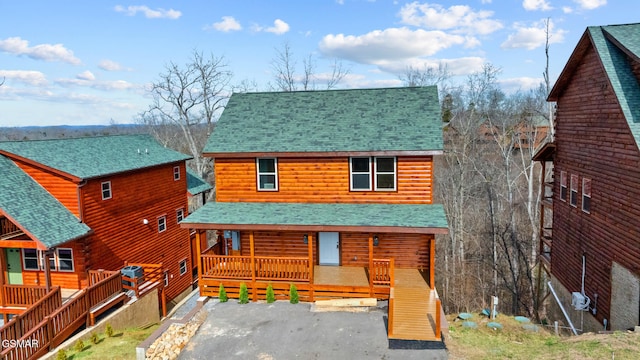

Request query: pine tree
[{"left": 289, "top": 283, "right": 299, "bottom": 304}]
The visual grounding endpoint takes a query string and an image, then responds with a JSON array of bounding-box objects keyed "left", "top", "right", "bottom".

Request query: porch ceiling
[{"left": 180, "top": 202, "right": 448, "bottom": 234}]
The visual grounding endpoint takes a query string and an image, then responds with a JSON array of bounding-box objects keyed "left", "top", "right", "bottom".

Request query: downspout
[
  {"left": 548, "top": 281, "right": 578, "bottom": 335},
  {"left": 77, "top": 179, "right": 88, "bottom": 223}
]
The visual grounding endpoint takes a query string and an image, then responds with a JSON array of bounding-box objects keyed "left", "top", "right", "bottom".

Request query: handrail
[
  {"left": 2, "top": 285, "right": 49, "bottom": 307},
  {"left": 0, "top": 286, "right": 61, "bottom": 342},
  {"left": 371, "top": 259, "right": 392, "bottom": 286},
  {"left": 202, "top": 255, "right": 311, "bottom": 282}
]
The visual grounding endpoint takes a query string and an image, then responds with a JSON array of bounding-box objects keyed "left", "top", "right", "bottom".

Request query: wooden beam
[
  {"left": 195, "top": 230, "right": 203, "bottom": 294},
  {"left": 430, "top": 236, "right": 435, "bottom": 290},
  {"left": 250, "top": 231, "right": 256, "bottom": 302},
  {"left": 0, "top": 240, "right": 39, "bottom": 249},
  {"left": 0, "top": 248, "right": 5, "bottom": 310},
  {"left": 307, "top": 233, "right": 314, "bottom": 284},
  {"left": 368, "top": 233, "right": 374, "bottom": 297},
  {"left": 180, "top": 223, "right": 449, "bottom": 235},
  {"left": 44, "top": 249, "right": 53, "bottom": 292}
]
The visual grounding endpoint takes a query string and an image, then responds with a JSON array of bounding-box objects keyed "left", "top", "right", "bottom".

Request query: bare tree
[
  {"left": 399, "top": 63, "right": 450, "bottom": 89},
  {"left": 138, "top": 50, "right": 232, "bottom": 187},
  {"left": 270, "top": 42, "right": 349, "bottom": 91}
]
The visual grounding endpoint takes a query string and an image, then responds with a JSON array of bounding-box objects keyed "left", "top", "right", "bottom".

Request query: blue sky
[{"left": 0, "top": 0, "right": 633, "bottom": 127}]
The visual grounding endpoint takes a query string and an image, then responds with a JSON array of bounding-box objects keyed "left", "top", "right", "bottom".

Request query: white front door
[{"left": 319, "top": 232, "right": 340, "bottom": 265}]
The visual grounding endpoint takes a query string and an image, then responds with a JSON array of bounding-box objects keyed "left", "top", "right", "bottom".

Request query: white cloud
[
  {"left": 98, "top": 59, "right": 127, "bottom": 71},
  {"left": 562, "top": 6, "right": 573, "bottom": 13},
  {"left": 319, "top": 27, "right": 466, "bottom": 64},
  {"left": 501, "top": 19, "right": 566, "bottom": 50},
  {"left": 265, "top": 19, "right": 290, "bottom": 35},
  {"left": 0, "top": 70, "right": 47, "bottom": 86},
  {"left": 523, "top": 0, "right": 553, "bottom": 11},
  {"left": 499, "top": 77, "right": 544, "bottom": 93},
  {"left": 573, "top": 0, "right": 606, "bottom": 10},
  {"left": 377, "top": 57, "right": 485, "bottom": 77},
  {"left": 76, "top": 70, "right": 95, "bottom": 81},
  {"left": 481, "top": 0, "right": 492, "bottom": 3},
  {"left": 114, "top": 5, "right": 181, "bottom": 19},
  {"left": 398, "top": 2, "right": 503, "bottom": 35},
  {"left": 207, "top": 16, "right": 242, "bottom": 32},
  {"left": 55, "top": 77, "right": 138, "bottom": 91},
  {"left": 336, "top": 0, "right": 345, "bottom": 4},
  {"left": 0, "top": 37, "right": 81, "bottom": 65}
]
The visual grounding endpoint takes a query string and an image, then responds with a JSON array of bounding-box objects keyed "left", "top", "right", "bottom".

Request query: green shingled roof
[
  {"left": 186, "top": 167, "right": 213, "bottom": 195},
  {"left": 0, "top": 134, "right": 192, "bottom": 180},
  {"left": 592, "top": 24, "right": 640, "bottom": 146},
  {"left": 0, "top": 156, "right": 91, "bottom": 248},
  {"left": 204, "top": 87, "right": 443, "bottom": 154},
  {"left": 181, "top": 202, "right": 448, "bottom": 232}
]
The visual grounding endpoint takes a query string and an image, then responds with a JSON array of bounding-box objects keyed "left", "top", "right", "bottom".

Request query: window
[
  {"left": 101, "top": 181, "right": 112, "bottom": 200},
  {"left": 350, "top": 157, "right": 371, "bottom": 191},
  {"left": 559, "top": 171, "right": 567, "bottom": 201},
  {"left": 570, "top": 174, "right": 578, "bottom": 207},
  {"left": 176, "top": 208, "right": 184, "bottom": 223},
  {"left": 57, "top": 249, "right": 74, "bottom": 272},
  {"left": 256, "top": 158, "right": 278, "bottom": 190},
  {"left": 173, "top": 166, "right": 180, "bottom": 181},
  {"left": 22, "top": 249, "right": 73, "bottom": 272},
  {"left": 374, "top": 157, "right": 396, "bottom": 191},
  {"left": 582, "top": 178, "right": 591, "bottom": 213},
  {"left": 164, "top": 271, "right": 169, "bottom": 287},
  {"left": 179, "top": 259, "right": 187, "bottom": 276},
  {"left": 158, "top": 216, "right": 167, "bottom": 233}
]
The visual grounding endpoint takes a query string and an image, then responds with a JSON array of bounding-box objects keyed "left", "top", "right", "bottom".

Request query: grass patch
[
  {"left": 64, "top": 325, "right": 159, "bottom": 360},
  {"left": 446, "top": 314, "right": 640, "bottom": 360}
]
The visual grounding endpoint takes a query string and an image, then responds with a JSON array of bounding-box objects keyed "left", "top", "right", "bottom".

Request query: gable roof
[
  {"left": 0, "top": 156, "right": 92, "bottom": 249},
  {"left": 0, "top": 134, "right": 192, "bottom": 182},
  {"left": 549, "top": 23, "right": 640, "bottom": 147},
  {"left": 186, "top": 167, "right": 213, "bottom": 195},
  {"left": 203, "top": 87, "right": 443, "bottom": 156}
]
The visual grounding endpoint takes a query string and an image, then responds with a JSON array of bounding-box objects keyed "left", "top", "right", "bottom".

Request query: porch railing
[
  {"left": 0, "top": 286, "right": 61, "bottom": 343},
  {"left": 2, "top": 285, "right": 50, "bottom": 308},
  {"left": 371, "top": 259, "right": 394, "bottom": 286},
  {"left": 0, "top": 218, "right": 23, "bottom": 239},
  {"left": 202, "top": 255, "right": 310, "bottom": 282}
]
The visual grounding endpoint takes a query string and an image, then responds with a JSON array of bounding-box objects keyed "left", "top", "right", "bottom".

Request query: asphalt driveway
[{"left": 179, "top": 300, "right": 447, "bottom": 360}]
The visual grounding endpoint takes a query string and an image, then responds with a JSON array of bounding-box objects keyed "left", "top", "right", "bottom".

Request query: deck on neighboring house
[{"left": 388, "top": 268, "right": 441, "bottom": 341}]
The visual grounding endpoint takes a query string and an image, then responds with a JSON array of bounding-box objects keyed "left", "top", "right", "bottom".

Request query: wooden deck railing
[
  {"left": 122, "top": 262, "right": 166, "bottom": 317},
  {"left": 371, "top": 259, "right": 394, "bottom": 286},
  {"left": 0, "top": 286, "right": 61, "bottom": 343},
  {"left": 255, "top": 257, "right": 309, "bottom": 281},
  {"left": 86, "top": 271, "right": 122, "bottom": 309},
  {"left": 202, "top": 255, "right": 253, "bottom": 279},
  {"left": 2, "top": 285, "right": 49, "bottom": 307}
]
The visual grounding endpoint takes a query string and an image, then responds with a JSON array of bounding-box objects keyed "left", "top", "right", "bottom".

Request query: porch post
[
  {"left": 44, "top": 249, "right": 54, "bottom": 292},
  {"left": 368, "top": 234, "right": 374, "bottom": 296},
  {"left": 0, "top": 249, "right": 5, "bottom": 313},
  {"left": 249, "top": 231, "right": 256, "bottom": 301},
  {"left": 307, "top": 233, "right": 314, "bottom": 284},
  {"left": 195, "top": 230, "right": 203, "bottom": 293},
  {"left": 429, "top": 236, "right": 435, "bottom": 290}
]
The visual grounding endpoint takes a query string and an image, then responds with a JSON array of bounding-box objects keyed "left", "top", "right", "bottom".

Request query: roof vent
[
  {"left": 145, "top": 148, "right": 149, "bottom": 155},
  {"left": 137, "top": 149, "right": 141, "bottom": 155}
]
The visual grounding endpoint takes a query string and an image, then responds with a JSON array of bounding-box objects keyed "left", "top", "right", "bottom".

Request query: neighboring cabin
[
  {"left": 535, "top": 23, "right": 640, "bottom": 331},
  {"left": 181, "top": 87, "right": 449, "bottom": 343},
  {"left": 0, "top": 134, "right": 210, "bottom": 307}
]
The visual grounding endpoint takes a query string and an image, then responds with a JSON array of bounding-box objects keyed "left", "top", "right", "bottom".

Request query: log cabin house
[
  {"left": 180, "top": 87, "right": 449, "bottom": 342},
  {"left": 534, "top": 23, "right": 640, "bottom": 332},
  {"left": 0, "top": 134, "right": 209, "bottom": 314}
]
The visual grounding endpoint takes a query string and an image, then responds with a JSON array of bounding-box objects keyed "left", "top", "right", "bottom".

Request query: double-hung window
[
  {"left": 374, "top": 157, "right": 396, "bottom": 191},
  {"left": 22, "top": 248, "right": 73, "bottom": 272},
  {"left": 173, "top": 166, "right": 180, "bottom": 181},
  {"left": 559, "top": 171, "right": 567, "bottom": 201},
  {"left": 582, "top": 178, "right": 591, "bottom": 213},
  {"left": 257, "top": 158, "right": 278, "bottom": 191},
  {"left": 176, "top": 208, "right": 184, "bottom": 223},
  {"left": 101, "top": 181, "right": 112, "bottom": 200},
  {"left": 158, "top": 216, "right": 167, "bottom": 233},
  {"left": 350, "top": 157, "right": 371, "bottom": 191},
  {"left": 570, "top": 174, "right": 578, "bottom": 207}
]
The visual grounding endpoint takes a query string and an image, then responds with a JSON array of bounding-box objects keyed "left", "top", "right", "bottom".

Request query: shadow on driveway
[{"left": 179, "top": 300, "right": 447, "bottom": 360}]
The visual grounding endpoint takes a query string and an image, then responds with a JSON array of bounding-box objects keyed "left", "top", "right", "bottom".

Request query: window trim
[
  {"left": 56, "top": 248, "right": 74, "bottom": 272},
  {"left": 559, "top": 171, "right": 567, "bottom": 202},
  {"left": 101, "top": 181, "right": 112, "bottom": 200},
  {"left": 176, "top": 208, "right": 184, "bottom": 223},
  {"left": 179, "top": 259, "right": 188, "bottom": 276},
  {"left": 22, "top": 249, "right": 40, "bottom": 271},
  {"left": 22, "top": 248, "right": 73, "bottom": 272},
  {"left": 349, "top": 157, "right": 372, "bottom": 191},
  {"left": 570, "top": 174, "right": 578, "bottom": 207},
  {"left": 582, "top": 178, "right": 591, "bottom": 214},
  {"left": 173, "top": 166, "right": 180, "bottom": 181},
  {"left": 373, "top": 156, "right": 397, "bottom": 191},
  {"left": 158, "top": 216, "right": 167, "bottom": 233},
  {"left": 256, "top": 158, "right": 279, "bottom": 191}
]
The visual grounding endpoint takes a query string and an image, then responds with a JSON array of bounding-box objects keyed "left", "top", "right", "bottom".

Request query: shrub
[
  {"left": 90, "top": 332, "right": 99, "bottom": 344},
  {"left": 56, "top": 349, "right": 67, "bottom": 360},
  {"left": 218, "top": 283, "right": 228, "bottom": 302},
  {"left": 266, "top": 283, "right": 275, "bottom": 303},
  {"left": 105, "top": 323, "right": 114, "bottom": 337},
  {"left": 239, "top": 283, "right": 249, "bottom": 304},
  {"left": 74, "top": 339, "right": 84, "bottom": 353},
  {"left": 289, "top": 283, "right": 299, "bottom": 304}
]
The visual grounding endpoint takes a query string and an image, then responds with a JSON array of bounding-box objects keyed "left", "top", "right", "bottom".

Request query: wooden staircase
[{"left": 388, "top": 269, "right": 441, "bottom": 341}]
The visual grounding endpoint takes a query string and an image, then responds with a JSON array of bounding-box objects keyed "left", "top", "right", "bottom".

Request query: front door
[
  {"left": 319, "top": 232, "right": 340, "bottom": 266},
  {"left": 6, "top": 248, "right": 23, "bottom": 285}
]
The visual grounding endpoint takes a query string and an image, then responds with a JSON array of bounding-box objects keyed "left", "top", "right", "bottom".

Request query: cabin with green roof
[
  {"left": 534, "top": 23, "right": 640, "bottom": 332},
  {"left": 0, "top": 134, "right": 209, "bottom": 312},
  {"left": 181, "top": 86, "right": 448, "bottom": 343}
]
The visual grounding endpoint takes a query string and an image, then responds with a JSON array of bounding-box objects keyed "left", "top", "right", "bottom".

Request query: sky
[{"left": 0, "top": 0, "right": 635, "bottom": 127}]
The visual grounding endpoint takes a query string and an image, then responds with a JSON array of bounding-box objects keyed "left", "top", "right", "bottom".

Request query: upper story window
[
  {"left": 350, "top": 157, "right": 371, "bottom": 191},
  {"left": 158, "top": 216, "right": 167, "bottom": 233},
  {"left": 374, "top": 157, "right": 396, "bottom": 191},
  {"left": 582, "top": 178, "right": 591, "bottom": 213},
  {"left": 257, "top": 158, "right": 278, "bottom": 191},
  {"left": 570, "top": 174, "right": 578, "bottom": 207},
  {"left": 179, "top": 259, "right": 188, "bottom": 276},
  {"left": 101, "top": 181, "right": 112, "bottom": 200},
  {"left": 176, "top": 208, "right": 184, "bottom": 223},
  {"left": 173, "top": 166, "right": 180, "bottom": 181},
  {"left": 559, "top": 171, "right": 567, "bottom": 201},
  {"left": 350, "top": 157, "right": 397, "bottom": 191}
]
